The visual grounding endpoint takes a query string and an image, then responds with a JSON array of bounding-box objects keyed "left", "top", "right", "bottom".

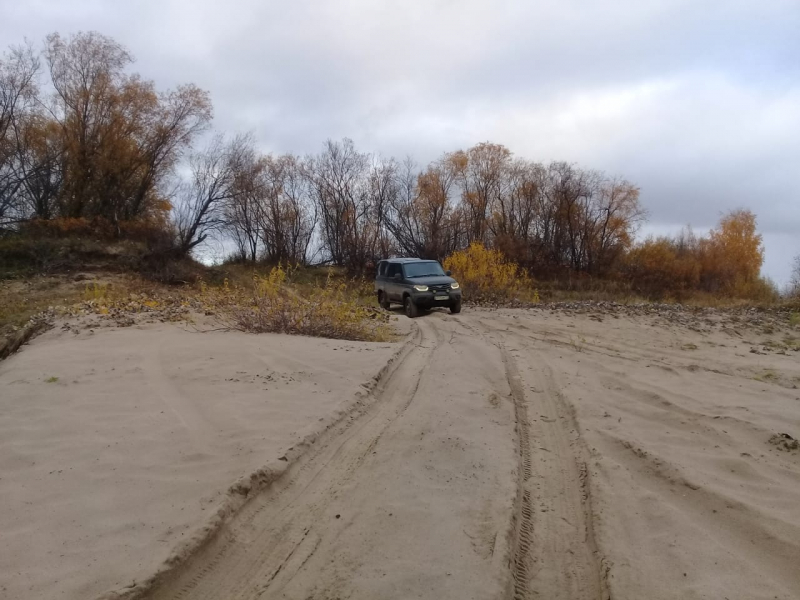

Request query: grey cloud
[{"left": 1, "top": 0, "right": 798, "bottom": 282}]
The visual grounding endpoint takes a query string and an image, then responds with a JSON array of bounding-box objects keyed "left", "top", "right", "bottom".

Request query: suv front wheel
[
  {"left": 404, "top": 296, "right": 420, "bottom": 318},
  {"left": 450, "top": 299, "right": 462, "bottom": 314}
]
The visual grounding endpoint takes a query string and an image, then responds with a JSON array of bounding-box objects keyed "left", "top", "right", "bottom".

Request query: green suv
[{"left": 375, "top": 258, "right": 462, "bottom": 318}]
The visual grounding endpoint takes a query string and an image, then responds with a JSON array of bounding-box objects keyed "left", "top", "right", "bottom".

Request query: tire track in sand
[
  {"left": 141, "top": 320, "right": 439, "bottom": 600},
  {"left": 469, "top": 318, "right": 607, "bottom": 600}
]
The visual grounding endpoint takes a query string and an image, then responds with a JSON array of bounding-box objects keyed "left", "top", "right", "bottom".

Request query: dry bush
[
  {"left": 204, "top": 265, "right": 389, "bottom": 341},
  {"left": 444, "top": 242, "right": 538, "bottom": 304},
  {"left": 535, "top": 277, "right": 648, "bottom": 304}
]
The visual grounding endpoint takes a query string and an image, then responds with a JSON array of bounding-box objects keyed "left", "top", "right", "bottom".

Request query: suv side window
[
  {"left": 386, "top": 263, "right": 400, "bottom": 278},
  {"left": 377, "top": 261, "right": 387, "bottom": 277}
]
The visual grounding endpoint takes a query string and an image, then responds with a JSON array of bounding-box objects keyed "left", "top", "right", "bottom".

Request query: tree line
[{"left": 0, "top": 32, "right": 780, "bottom": 299}]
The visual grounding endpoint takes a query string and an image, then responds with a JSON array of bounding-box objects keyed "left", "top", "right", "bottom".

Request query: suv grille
[{"left": 430, "top": 284, "right": 450, "bottom": 293}]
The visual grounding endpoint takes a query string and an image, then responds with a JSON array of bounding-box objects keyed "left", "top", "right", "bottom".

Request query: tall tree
[
  {"left": 704, "top": 209, "right": 764, "bottom": 292},
  {"left": 44, "top": 31, "right": 211, "bottom": 225},
  {"left": 0, "top": 43, "right": 40, "bottom": 229},
  {"left": 306, "top": 139, "right": 377, "bottom": 272},
  {"left": 454, "top": 142, "right": 512, "bottom": 245},
  {"left": 173, "top": 134, "right": 251, "bottom": 255}
]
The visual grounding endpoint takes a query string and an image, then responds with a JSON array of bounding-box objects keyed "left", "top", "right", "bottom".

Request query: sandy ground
[
  {"left": 478, "top": 308, "right": 800, "bottom": 600},
  {"left": 0, "top": 323, "right": 401, "bottom": 600},
  {"left": 2, "top": 307, "right": 799, "bottom": 600}
]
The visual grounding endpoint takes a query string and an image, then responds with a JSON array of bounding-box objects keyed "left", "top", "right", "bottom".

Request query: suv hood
[{"left": 408, "top": 275, "right": 456, "bottom": 286}]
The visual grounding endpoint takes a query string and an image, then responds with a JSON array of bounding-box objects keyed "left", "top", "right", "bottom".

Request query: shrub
[
  {"left": 20, "top": 218, "right": 98, "bottom": 239},
  {"left": 443, "top": 242, "right": 538, "bottom": 303},
  {"left": 208, "top": 265, "right": 390, "bottom": 341}
]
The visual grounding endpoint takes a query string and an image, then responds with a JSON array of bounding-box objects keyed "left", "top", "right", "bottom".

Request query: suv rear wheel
[
  {"left": 404, "top": 296, "right": 420, "bottom": 318},
  {"left": 378, "top": 291, "right": 391, "bottom": 310}
]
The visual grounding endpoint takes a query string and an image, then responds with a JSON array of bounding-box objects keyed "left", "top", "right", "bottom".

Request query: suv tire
[
  {"left": 404, "top": 296, "right": 420, "bottom": 318},
  {"left": 450, "top": 299, "right": 462, "bottom": 314},
  {"left": 378, "top": 291, "right": 391, "bottom": 310}
]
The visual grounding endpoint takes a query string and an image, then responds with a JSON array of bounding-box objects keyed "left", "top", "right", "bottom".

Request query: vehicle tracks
[
  {"left": 141, "top": 322, "right": 437, "bottom": 600},
  {"left": 126, "top": 313, "right": 608, "bottom": 600},
  {"left": 466, "top": 318, "right": 608, "bottom": 600}
]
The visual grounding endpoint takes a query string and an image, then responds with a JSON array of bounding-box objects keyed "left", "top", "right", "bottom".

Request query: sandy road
[
  {"left": 4, "top": 307, "right": 799, "bottom": 600},
  {"left": 478, "top": 309, "right": 800, "bottom": 600},
  {"left": 140, "top": 313, "right": 606, "bottom": 600}
]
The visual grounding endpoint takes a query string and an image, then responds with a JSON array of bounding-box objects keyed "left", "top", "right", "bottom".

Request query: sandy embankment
[{"left": 0, "top": 323, "right": 400, "bottom": 600}]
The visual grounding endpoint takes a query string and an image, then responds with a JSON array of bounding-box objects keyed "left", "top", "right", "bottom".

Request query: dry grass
[
  {"left": 202, "top": 265, "right": 390, "bottom": 341},
  {"left": 534, "top": 278, "right": 794, "bottom": 309},
  {"left": 753, "top": 370, "right": 778, "bottom": 383},
  {"left": 0, "top": 276, "right": 95, "bottom": 329}
]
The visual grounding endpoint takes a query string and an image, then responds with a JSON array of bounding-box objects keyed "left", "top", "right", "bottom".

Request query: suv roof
[{"left": 381, "top": 258, "right": 436, "bottom": 263}]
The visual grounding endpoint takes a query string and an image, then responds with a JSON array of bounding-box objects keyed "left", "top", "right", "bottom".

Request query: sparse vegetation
[
  {"left": 769, "top": 433, "right": 799, "bottom": 453},
  {"left": 569, "top": 336, "right": 587, "bottom": 353},
  {"left": 753, "top": 370, "right": 778, "bottom": 383},
  {"left": 201, "top": 265, "right": 390, "bottom": 341}
]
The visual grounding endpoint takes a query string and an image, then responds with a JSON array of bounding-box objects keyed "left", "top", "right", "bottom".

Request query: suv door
[
  {"left": 376, "top": 261, "right": 391, "bottom": 300},
  {"left": 385, "top": 263, "right": 401, "bottom": 301}
]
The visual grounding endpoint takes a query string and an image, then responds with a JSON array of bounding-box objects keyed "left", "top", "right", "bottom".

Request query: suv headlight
[
  {"left": 413, "top": 285, "right": 429, "bottom": 292},
  {"left": 450, "top": 282, "right": 460, "bottom": 289}
]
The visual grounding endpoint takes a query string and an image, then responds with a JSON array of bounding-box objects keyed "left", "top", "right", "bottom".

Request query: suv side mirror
[
  {"left": 394, "top": 273, "right": 403, "bottom": 281},
  {"left": 446, "top": 270, "right": 452, "bottom": 276}
]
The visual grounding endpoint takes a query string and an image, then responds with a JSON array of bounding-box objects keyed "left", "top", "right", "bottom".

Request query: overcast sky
[{"left": 2, "top": 0, "right": 798, "bottom": 283}]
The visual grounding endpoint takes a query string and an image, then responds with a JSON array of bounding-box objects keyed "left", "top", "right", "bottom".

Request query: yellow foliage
[
  {"left": 83, "top": 282, "right": 111, "bottom": 301},
  {"left": 626, "top": 211, "right": 772, "bottom": 302},
  {"left": 198, "top": 264, "right": 389, "bottom": 341},
  {"left": 705, "top": 210, "right": 765, "bottom": 296},
  {"left": 236, "top": 266, "right": 389, "bottom": 340},
  {"left": 444, "top": 242, "right": 538, "bottom": 303}
]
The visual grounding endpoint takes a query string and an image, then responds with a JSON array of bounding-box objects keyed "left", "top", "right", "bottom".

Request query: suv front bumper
[{"left": 411, "top": 289, "right": 462, "bottom": 308}]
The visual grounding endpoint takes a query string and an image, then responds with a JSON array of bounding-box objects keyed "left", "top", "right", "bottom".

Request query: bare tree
[
  {"left": 258, "top": 154, "right": 315, "bottom": 264},
  {"left": 173, "top": 133, "right": 251, "bottom": 255},
  {"left": 453, "top": 142, "right": 512, "bottom": 245},
  {"left": 489, "top": 159, "right": 544, "bottom": 264},
  {"left": 306, "top": 139, "right": 377, "bottom": 272},
  {"left": 790, "top": 255, "right": 800, "bottom": 297},
  {"left": 12, "top": 112, "right": 63, "bottom": 221},
  {"left": 0, "top": 43, "right": 40, "bottom": 229},
  {"left": 586, "top": 178, "right": 645, "bottom": 274},
  {"left": 225, "top": 150, "right": 263, "bottom": 262},
  {"left": 367, "top": 156, "right": 398, "bottom": 260},
  {"left": 384, "top": 155, "right": 462, "bottom": 259}
]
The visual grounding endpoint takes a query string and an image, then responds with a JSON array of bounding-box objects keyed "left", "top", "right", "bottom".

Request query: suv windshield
[{"left": 403, "top": 261, "right": 445, "bottom": 278}]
